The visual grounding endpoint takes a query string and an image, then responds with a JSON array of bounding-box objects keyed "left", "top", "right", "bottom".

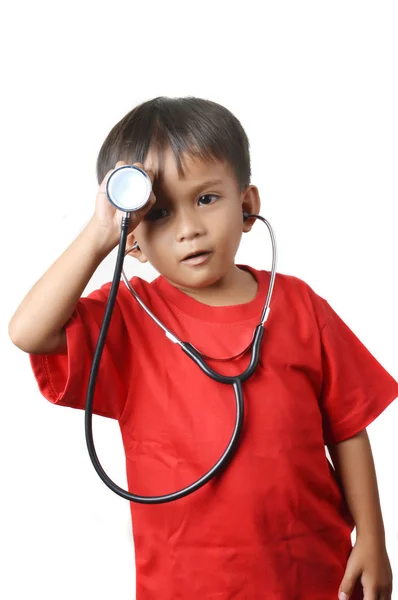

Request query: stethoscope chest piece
[{"left": 106, "top": 165, "right": 152, "bottom": 212}]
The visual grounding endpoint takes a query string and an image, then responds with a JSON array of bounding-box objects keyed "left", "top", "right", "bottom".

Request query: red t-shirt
[{"left": 30, "top": 265, "right": 398, "bottom": 600}]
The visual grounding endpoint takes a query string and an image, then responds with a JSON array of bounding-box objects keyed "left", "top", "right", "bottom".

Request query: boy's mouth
[{"left": 181, "top": 250, "right": 213, "bottom": 265}]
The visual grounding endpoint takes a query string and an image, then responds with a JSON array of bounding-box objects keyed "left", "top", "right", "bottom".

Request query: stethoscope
[{"left": 85, "top": 165, "right": 277, "bottom": 504}]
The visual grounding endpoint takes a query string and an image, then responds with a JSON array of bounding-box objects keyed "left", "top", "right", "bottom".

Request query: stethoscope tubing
[{"left": 85, "top": 213, "right": 276, "bottom": 504}]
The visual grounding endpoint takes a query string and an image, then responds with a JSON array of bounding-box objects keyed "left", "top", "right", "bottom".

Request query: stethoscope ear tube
[{"left": 84, "top": 214, "right": 250, "bottom": 504}]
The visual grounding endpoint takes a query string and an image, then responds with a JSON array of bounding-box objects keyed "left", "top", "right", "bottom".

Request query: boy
[{"left": 9, "top": 96, "right": 398, "bottom": 600}]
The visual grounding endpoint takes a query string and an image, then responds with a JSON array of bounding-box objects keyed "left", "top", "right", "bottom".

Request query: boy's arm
[
  {"left": 8, "top": 217, "right": 117, "bottom": 355},
  {"left": 328, "top": 430, "right": 393, "bottom": 598},
  {"left": 327, "top": 429, "right": 386, "bottom": 546},
  {"left": 8, "top": 161, "right": 156, "bottom": 356}
]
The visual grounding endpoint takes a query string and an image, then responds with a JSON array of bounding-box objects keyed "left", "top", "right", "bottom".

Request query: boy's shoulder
[
  {"left": 264, "top": 268, "right": 323, "bottom": 301},
  {"left": 262, "top": 268, "right": 329, "bottom": 330}
]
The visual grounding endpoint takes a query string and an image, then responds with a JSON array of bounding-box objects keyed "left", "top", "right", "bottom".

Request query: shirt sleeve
[
  {"left": 29, "top": 283, "right": 132, "bottom": 420},
  {"left": 314, "top": 296, "right": 398, "bottom": 445}
]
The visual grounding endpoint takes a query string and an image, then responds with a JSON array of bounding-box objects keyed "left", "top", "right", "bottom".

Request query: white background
[{"left": 1, "top": 1, "right": 398, "bottom": 598}]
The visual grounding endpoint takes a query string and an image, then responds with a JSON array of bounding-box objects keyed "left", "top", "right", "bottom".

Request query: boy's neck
[{"left": 172, "top": 266, "right": 258, "bottom": 307}]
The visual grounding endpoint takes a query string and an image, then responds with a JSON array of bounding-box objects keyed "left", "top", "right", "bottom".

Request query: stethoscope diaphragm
[{"left": 106, "top": 165, "right": 152, "bottom": 212}]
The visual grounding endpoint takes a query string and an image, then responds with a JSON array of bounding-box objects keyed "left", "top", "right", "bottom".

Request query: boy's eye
[
  {"left": 145, "top": 207, "right": 170, "bottom": 221},
  {"left": 145, "top": 195, "right": 219, "bottom": 221},
  {"left": 198, "top": 194, "right": 218, "bottom": 205}
]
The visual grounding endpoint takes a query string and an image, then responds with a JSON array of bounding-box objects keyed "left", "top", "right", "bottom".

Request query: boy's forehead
[{"left": 142, "top": 145, "right": 232, "bottom": 188}]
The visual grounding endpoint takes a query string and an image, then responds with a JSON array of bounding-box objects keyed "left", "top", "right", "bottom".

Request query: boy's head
[{"left": 96, "top": 97, "right": 260, "bottom": 292}]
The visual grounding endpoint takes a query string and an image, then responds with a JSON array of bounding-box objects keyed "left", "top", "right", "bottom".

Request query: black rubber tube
[{"left": 84, "top": 215, "right": 248, "bottom": 504}]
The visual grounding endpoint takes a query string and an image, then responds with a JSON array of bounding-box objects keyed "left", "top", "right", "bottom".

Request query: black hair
[{"left": 96, "top": 96, "right": 251, "bottom": 191}]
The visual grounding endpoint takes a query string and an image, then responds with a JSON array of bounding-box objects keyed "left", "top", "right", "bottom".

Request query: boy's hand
[
  {"left": 338, "top": 538, "right": 392, "bottom": 599},
  {"left": 92, "top": 160, "right": 157, "bottom": 247}
]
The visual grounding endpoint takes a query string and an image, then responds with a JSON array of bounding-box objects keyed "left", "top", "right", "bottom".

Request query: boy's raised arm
[
  {"left": 8, "top": 218, "right": 117, "bottom": 355},
  {"left": 8, "top": 161, "right": 156, "bottom": 355}
]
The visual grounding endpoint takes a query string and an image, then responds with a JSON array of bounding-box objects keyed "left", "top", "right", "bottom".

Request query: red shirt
[{"left": 30, "top": 265, "right": 398, "bottom": 600}]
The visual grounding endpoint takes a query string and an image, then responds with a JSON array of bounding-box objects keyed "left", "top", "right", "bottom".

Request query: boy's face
[{"left": 130, "top": 145, "right": 260, "bottom": 293}]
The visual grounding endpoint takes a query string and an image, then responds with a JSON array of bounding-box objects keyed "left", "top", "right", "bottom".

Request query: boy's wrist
[
  {"left": 84, "top": 217, "right": 119, "bottom": 258},
  {"left": 356, "top": 523, "right": 386, "bottom": 549}
]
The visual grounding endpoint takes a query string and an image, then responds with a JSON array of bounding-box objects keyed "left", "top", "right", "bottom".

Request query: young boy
[{"left": 9, "top": 96, "right": 398, "bottom": 600}]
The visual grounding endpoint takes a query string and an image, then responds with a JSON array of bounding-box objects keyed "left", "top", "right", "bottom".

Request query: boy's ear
[
  {"left": 125, "top": 232, "right": 148, "bottom": 263},
  {"left": 241, "top": 185, "right": 261, "bottom": 232}
]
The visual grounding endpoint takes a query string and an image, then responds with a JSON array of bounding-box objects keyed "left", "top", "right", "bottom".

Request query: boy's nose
[{"left": 175, "top": 208, "right": 207, "bottom": 243}]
